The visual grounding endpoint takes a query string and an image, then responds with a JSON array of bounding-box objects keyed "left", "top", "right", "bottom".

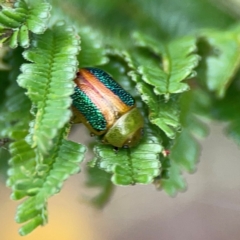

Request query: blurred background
[{"left": 1, "top": 123, "right": 240, "bottom": 240}]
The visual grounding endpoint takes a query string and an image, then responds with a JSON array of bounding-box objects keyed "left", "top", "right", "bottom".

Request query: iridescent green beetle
[{"left": 71, "top": 67, "right": 144, "bottom": 148}]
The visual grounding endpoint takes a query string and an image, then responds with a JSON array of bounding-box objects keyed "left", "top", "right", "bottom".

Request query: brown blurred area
[{"left": 1, "top": 123, "right": 240, "bottom": 240}]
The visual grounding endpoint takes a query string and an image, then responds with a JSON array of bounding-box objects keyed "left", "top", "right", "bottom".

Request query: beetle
[{"left": 71, "top": 67, "right": 144, "bottom": 148}]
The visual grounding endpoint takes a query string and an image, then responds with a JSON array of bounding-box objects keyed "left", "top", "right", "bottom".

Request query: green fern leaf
[
  {"left": 170, "top": 89, "right": 209, "bottom": 172},
  {"left": 8, "top": 28, "right": 18, "bottom": 48},
  {"left": 7, "top": 139, "right": 36, "bottom": 198},
  {"left": 9, "top": 124, "right": 86, "bottom": 235},
  {"left": 94, "top": 130, "right": 162, "bottom": 185},
  {"left": 136, "top": 79, "right": 180, "bottom": 139},
  {"left": 197, "top": 26, "right": 240, "bottom": 97},
  {"left": 159, "top": 88, "right": 209, "bottom": 195},
  {"left": 171, "top": 129, "right": 200, "bottom": 172},
  {"left": 34, "top": 138, "right": 86, "bottom": 209},
  {"left": 111, "top": 45, "right": 199, "bottom": 139},
  {"left": 26, "top": 0, "right": 51, "bottom": 34},
  {"left": 124, "top": 58, "right": 180, "bottom": 139},
  {"left": 159, "top": 161, "right": 186, "bottom": 196},
  {"left": 0, "top": 0, "right": 51, "bottom": 48},
  {"left": 17, "top": 23, "right": 80, "bottom": 154},
  {"left": 2, "top": 47, "right": 87, "bottom": 235},
  {"left": 18, "top": 24, "right": 29, "bottom": 48},
  {"left": 49, "top": 4, "right": 108, "bottom": 67},
  {"left": 109, "top": 50, "right": 180, "bottom": 139},
  {"left": 132, "top": 32, "right": 199, "bottom": 99},
  {"left": 0, "top": 1, "right": 25, "bottom": 28}
]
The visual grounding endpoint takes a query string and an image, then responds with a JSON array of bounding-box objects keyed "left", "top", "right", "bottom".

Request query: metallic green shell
[{"left": 71, "top": 86, "right": 107, "bottom": 131}]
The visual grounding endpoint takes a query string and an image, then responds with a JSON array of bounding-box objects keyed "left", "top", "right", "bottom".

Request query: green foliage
[
  {"left": 197, "top": 26, "right": 240, "bottom": 97},
  {"left": 1, "top": 0, "right": 240, "bottom": 236},
  {"left": 93, "top": 130, "right": 162, "bottom": 185},
  {"left": 159, "top": 93, "right": 208, "bottom": 195},
  {"left": 0, "top": 0, "right": 51, "bottom": 48},
  {"left": 159, "top": 161, "right": 186, "bottom": 196},
  {"left": 154, "top": 88, "right": 210, "bottom": 196},
  {"left": 132, "top": 33, "right": 199, "bottom": 98},
  {"left": 171, "top": 90, "right": 209, "bottom": 172},
  {"left": 0, "top": 1, "right": 86, "bottom": 235},
  {"left": 17, "top": 23, "right": 80, "bottom": 154},
  {"left": 77, "top": 27, "right": 108, "bottom": 67},
  {"left": 7, "top": 122, "right": 86, "bottom": 235},
  {"left": 64, "top": 0, "right": 234, "bottom": 40}
]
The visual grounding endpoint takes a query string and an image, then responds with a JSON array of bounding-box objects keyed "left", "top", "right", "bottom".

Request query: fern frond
[
  {"left": 131, "top": 33, "right": 199, "bottom": 97},
  {"left": 8, "top": 124, "right": 86, "bottom": 235},
  {"left": 114, "top": 51, "right": 180, "bottom": 139},
  {"left": 171, "top": 89, "right": 209, "bottom": 170},
  {"left": 0, "top": 0, "right": 51, "bottom": 47},
  {"left": 197, "top": 26, "right": 240, "bottom": 97},
  {"left": 171, "top": 129, "right": 200, "bottom": 172},
  {"left": 105, "top": 34, "right": 201, "bottom": 161},
  {"left": 110, "top": 33, "right": 199, "bottom": 139},
  {"left": 7, "top": 139, "right": 36, "bottom": 199},
  {"left": 94, "top": 130, "right": 162, "bottom": 185},
  {"left": 159, "top": 88, "right": 209, "bottom": 195},
  {"left": 33, "top": 137, "right": 86, "bottom": 209},
  {"left": 49, "top": 4, "right": 108, "bottom": 68},
  {"left": 158, "top": 161, "right": 186, "bottom": 196},
  {"left": 17, "top": 23, "right": 80, "bottom": 154},
  {"left": 139, "top": 80, "right": 180, "bottom": 139}
]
